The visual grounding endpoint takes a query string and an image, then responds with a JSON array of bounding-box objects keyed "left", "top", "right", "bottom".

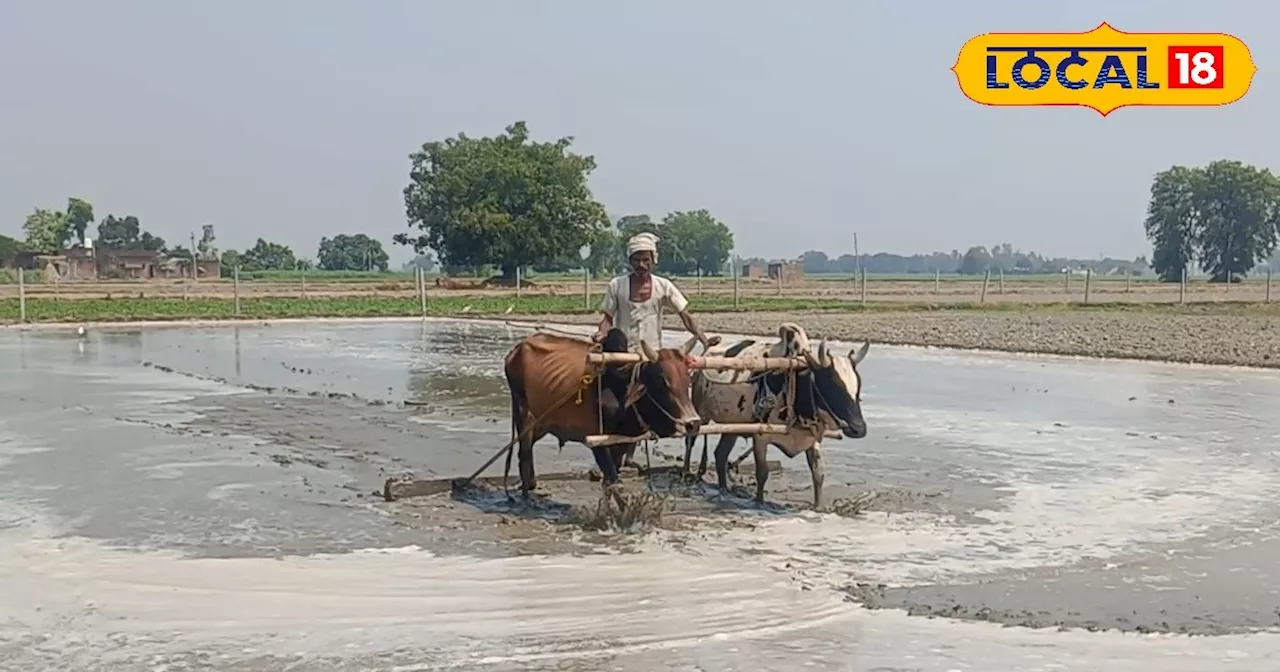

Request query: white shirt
[{"left": 601, "top": 274, "right": 689, "bottom": 352}]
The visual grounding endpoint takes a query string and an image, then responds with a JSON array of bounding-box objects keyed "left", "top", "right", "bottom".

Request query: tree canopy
[
  {"left": 21, "top": 198, "right": 99, "bottom": 252},
  {"left": 317, "top": 233, "right": 389, "bottom": 271},
  {"left": 22, "top": 208, "right": 71, "bottom": 254},
  {"left": 66, "top": 198, "right": 94, "bottom": 245},
  {"left": 1145, "top": 160, "right": 1280, "bottom": 282},
  {"left": 97, "top": 215, "right": 166, "bottom": 251},
  {"left": 396, "top": 121, "right": 608, "bottom": 278},
  {"left": 232, "top": 238, "right": 298, "bottom": 271},
  {"left": 607, "top": 211, "right": 734, "bottom": 276}
]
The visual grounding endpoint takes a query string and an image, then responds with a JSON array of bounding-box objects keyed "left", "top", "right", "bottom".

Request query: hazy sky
[{"left": 1, "top": 1, "right": 1274, "bottom": 264}]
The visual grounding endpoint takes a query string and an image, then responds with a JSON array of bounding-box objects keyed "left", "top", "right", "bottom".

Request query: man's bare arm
[
  {"left": 593, "top": 312, "right": 614, "bottom": 342},
  {"left": 677, "top": 309, "right": 717, "bottom": 348}
]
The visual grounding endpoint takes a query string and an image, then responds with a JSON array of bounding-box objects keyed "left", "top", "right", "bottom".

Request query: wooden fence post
[
  {"left": 733, "top": 267, "right": 740, "bottom": 310},
  {"left": 233, "top": 265, "right": 241, "bottom": 316},
  {"left": 1084, "top": 268, "right": 1092, "bottom": 304},
  {"left": 18, "top": 268, "right": 26, "bottom": 323},
  {"left": 419, "top": 268, "right": 428, "bottom": 315},
  {"left": 979, "top": 269, "right": 990, "bottom": 304}
]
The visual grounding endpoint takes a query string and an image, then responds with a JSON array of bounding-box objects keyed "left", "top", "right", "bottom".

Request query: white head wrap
[{"left": 627, "top": 232, "right": 659, "bottom": 259}]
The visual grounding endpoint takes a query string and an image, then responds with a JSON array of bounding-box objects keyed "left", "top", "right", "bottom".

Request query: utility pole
[
  {"left": 853, "top": 232, "right": 861, "bottom": 277},
  {"left": 190, "top": 231, "right": 198, "bottom": 282}
]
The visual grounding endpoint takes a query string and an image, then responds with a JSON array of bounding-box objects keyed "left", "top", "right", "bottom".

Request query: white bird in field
[
  {"left": 504, "top": 304, "right": 513, "bottom": 314},
  {"left": 461, "top": 305, "right": 472, "bottom": 313},
  {"left": 76, "top": 325, "right": 87, "bottom": 338}
]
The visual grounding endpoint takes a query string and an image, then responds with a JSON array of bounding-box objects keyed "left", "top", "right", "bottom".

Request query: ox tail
[{"left": 502, "top": 348, "right": 529, "bottom": 498}]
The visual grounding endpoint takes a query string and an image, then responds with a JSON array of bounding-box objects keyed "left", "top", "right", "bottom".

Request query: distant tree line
[
  {"left": 390, "top": 120, "right": 1200, "bottom": 282},
  {"left": 1, "top": 197, "right": 393, "bottom": 278},
  {"left": 11, "top": 135, "right": 1278, "bottom": 284},
  {"left": 793, "top": 245, "right": 1150, "bottom": 276}
]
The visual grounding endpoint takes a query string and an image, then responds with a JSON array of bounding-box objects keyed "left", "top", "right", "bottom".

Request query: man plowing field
[{"left": 590, "top": 232, "right": 721, "bottom": 467}]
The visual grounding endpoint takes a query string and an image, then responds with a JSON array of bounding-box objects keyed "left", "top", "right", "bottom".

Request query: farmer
[
  {"left": 593, "top": 233, "right": 718, "bottom": 467},
  {"left": 593, "top": 232, "right": 717, "bottom": 353}
]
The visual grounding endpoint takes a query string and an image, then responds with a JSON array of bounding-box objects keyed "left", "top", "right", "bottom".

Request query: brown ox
[{"left": 502, "top": 328, "right": 702, "bottom": 496}]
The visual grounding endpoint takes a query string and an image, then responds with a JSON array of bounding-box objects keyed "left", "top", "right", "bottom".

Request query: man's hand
[{"left": 591, "top": 330, "right": 606, "bottom": 344}]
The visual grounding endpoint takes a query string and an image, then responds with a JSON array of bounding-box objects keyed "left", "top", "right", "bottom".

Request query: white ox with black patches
[{"left": 683, "top": 323, "right": 869, "bottom": 508}]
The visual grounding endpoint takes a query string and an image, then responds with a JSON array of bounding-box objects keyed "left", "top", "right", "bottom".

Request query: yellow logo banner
[{"left": 952, "top": 22, "right": 1256, "bottom": 115}]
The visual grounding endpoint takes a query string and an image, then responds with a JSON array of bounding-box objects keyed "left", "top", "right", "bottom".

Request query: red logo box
[{"left": 1167, "top": 46, "right": 1225, "bottom": 89}]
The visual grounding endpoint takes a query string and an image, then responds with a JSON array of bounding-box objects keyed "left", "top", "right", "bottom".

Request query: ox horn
[
  {"left": 639, "top": 339, "right": 660, "bottom": 363},
  {"left": 850, "top": 341, "right": 870, "bottom": 365},
  {"left": 803, "top": 346, "right": 822, "bottom": 369},
  {"left": 818, "top": 338, "right": 832, "bottom": 365}
]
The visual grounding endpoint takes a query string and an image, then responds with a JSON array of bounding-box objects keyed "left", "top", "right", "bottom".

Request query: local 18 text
[{"left": 986, "top": 47, "right": 1163, "bottom": 90}]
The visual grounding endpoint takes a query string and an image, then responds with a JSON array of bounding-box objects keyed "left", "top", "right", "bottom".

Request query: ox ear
[
  {"left": 850, "top": 341, "right": 870, "bottom": 365},
  {"left": 680, "top": 335, "right": 699, "bottom": 356},
  {"left": 639, "top": 339, "right": 660, "bottom": 363}
]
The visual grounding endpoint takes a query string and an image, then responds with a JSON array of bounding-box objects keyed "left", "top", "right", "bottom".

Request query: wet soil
[
  {"left": 166, "top": 382, "right": 1280, "bottom": 637},
  {"left": 844, "top": 530, "right": 1280, "bottom": 635},
  {"left": 9, "top": 320, "right": 1280, "bottom": 657}
]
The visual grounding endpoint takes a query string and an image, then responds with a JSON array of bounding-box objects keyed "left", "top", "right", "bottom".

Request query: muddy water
[{"left": 3, "top": 318, "right": 1280, "bottom": 671}]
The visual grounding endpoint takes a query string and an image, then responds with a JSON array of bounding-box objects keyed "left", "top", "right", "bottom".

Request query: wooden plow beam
[
  {"left": 584, "top": 422, "right": 844, "bottom": 448},
  {"left": 588, "top": 352, "right": 809, "bottom": 372}
]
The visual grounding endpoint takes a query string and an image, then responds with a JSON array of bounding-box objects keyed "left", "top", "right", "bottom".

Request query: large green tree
[
  {"left": 1145, "top": 160, "right": 1280, "bottom": 282},
  {"left": 609, "top": 211, "right": 734, "bottom": 275},
  {"left": 317, "top": 233, "right": 389, "bottom": 271},
  {"left": 96, "top": 215, "right": 166, "bottom": 251},
  {"left": 659, "top": 210, "right": 734, "bottom": 275},
  {"left": 22, "top": 208, "right": 72, "bottom": 253},
  {"left": 66, "top": 198, "right": 95, "bottom": 245},
  {"left": 396, "top": 121, "right": 608, "bottom": 279},
  {"left": 957, "top": 246, "right": 994, "bottom": 275},
  {"left": 237, "top": 238, "right": 298, "bottom": 271}
]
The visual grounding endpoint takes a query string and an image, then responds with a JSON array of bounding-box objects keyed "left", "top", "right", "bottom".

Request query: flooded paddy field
[{"left": 3, "top": 318, "right": 1280, "bottom": 671}]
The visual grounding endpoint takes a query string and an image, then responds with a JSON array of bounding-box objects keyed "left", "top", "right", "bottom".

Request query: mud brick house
[
  {"left": 741, "top": 263, "right": 768, "bottom": 278},
  {"left": 767, "top": 261, "right": 805, "bottom": 284},
  {"left": 95, "top": 249, "right": 163, "bottom": 279},
  {"left": 4, "top": 244, "right": 220, "bottom": 280}
]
